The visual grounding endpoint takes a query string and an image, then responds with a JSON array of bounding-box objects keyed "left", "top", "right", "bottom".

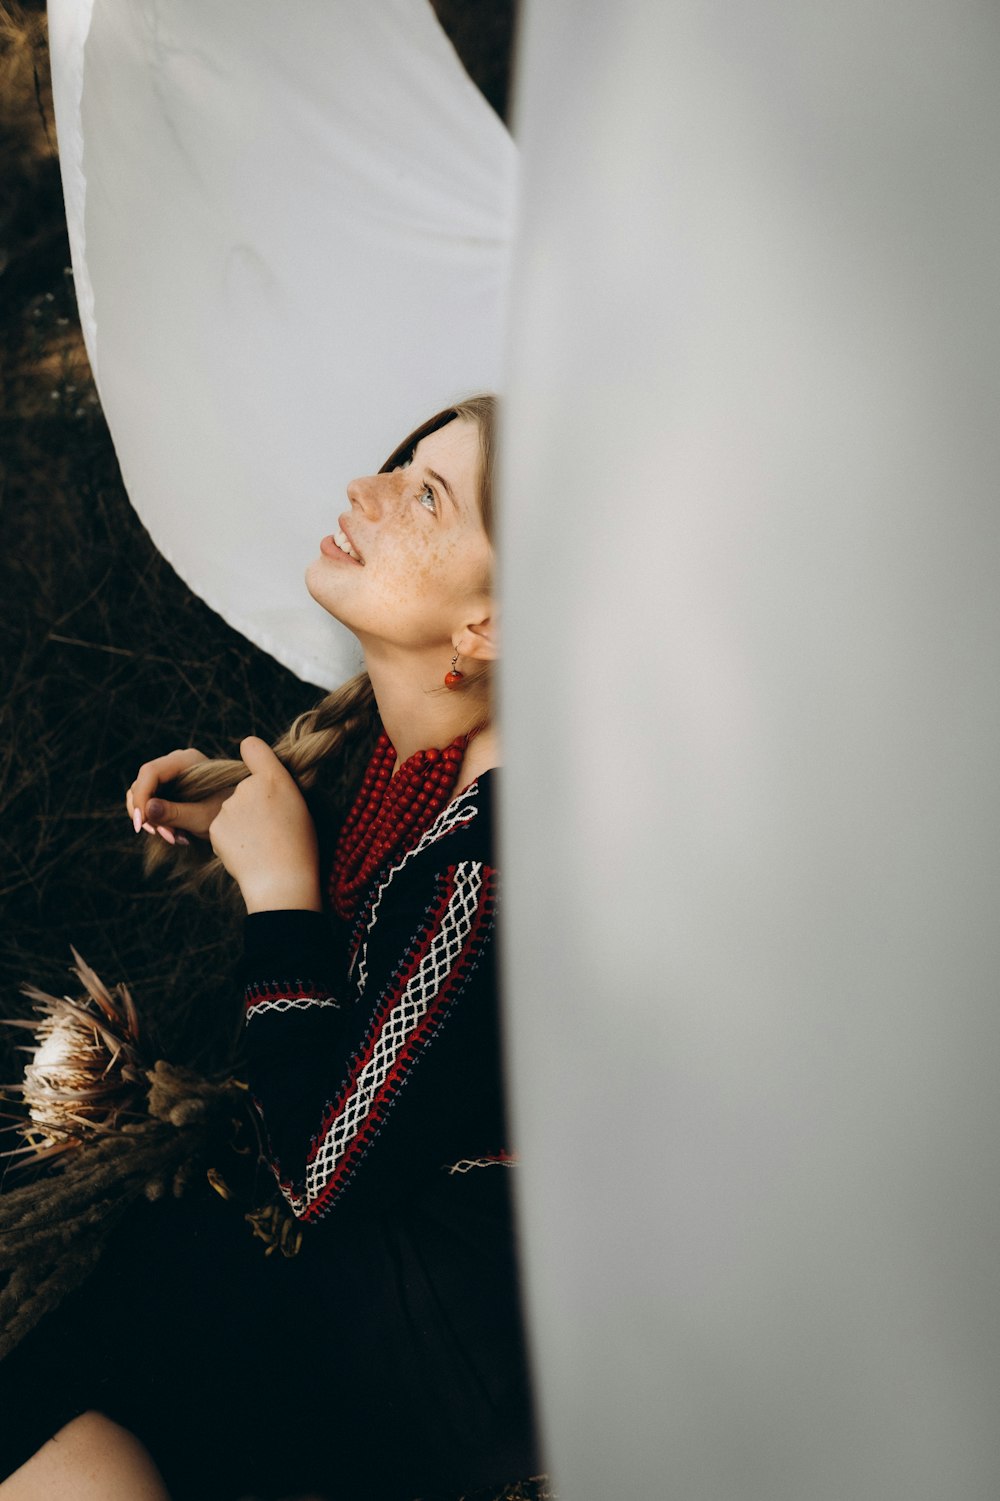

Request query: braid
[
  {"left": 276, "top": 671, "right": 377, "bottom": 792},
  {"left": 141, "top": 671, "right": 380, "bottom": 895}
]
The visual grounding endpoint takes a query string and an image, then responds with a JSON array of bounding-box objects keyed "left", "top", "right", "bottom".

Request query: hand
[
  {"left": 126, "top": 747, "right": 224, "bottom": 844},
  {"left": 207, "top": 737, "right": 322, "bottom": 914}
]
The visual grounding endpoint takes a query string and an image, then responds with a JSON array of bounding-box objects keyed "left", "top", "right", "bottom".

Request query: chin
[
  {"left": 305, "top": 557, "right": 353, "bottom": 628},
  {"left": 304, "top": 555, "right": 331, "bottom": 601}
]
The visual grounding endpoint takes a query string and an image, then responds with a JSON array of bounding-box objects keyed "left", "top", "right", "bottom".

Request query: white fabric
[
  {"left": 501, "top": 4, "right": 1000, "bottom": 1499},
  {"left": 48, "top": 0, "right": 516, "bottom": 689}
]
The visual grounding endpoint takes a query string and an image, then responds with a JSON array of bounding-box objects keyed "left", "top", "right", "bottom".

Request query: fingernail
[
  {"left": 155, "top": 825, "right": 177, "bottom": 845},
  {"left": 146, "top": 798, "right": 165, "bottom": 822},
  {"left": 132, "top": 809, "right": 143, "bottom": 833},
  {"left": 176, "top": 833, "right": 190, "bottom": 846},
  {"left": 142, "top": 822, "right": 157, "bottom": 835}
]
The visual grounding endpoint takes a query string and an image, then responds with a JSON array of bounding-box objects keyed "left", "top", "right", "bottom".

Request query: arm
[{"left": 240, "top": 851, "right": 501, "bottom": 1223}]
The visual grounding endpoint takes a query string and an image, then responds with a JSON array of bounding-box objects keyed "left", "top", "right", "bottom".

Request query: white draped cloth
[
  {"left": 49, "top": 0, "right": 516, "bottom": 688},
  {"left": 502, "top": 5, "right": 1000, "bottom": 1500}
]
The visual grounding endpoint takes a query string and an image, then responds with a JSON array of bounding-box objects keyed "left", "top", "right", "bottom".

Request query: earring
[{"left": 444, "top": 650, "right": 464, "bottom": 689}]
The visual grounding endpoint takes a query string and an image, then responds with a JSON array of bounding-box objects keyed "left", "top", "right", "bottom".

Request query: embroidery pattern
[
  {"left": 446, "top": 1152, "right": 519, "bottom": 1175},
  {"left": 275, "top": 861, "right": 494, "bottom": 1221},
  {"left": 352, "top": 784, "right": 480, "bottom": 992},
  {"left": 246, "top": 994, "right": 340, "bottom": 1019}
]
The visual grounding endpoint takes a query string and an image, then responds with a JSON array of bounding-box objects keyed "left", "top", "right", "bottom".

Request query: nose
[
  {"left": 346, "top": 470, "right": 395, "bottom": 517},
  {"left": 346, "top": 473, "right": 374, "bottom": 511}
]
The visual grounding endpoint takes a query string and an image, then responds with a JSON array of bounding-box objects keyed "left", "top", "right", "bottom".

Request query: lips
[{"left": 321, "top": 514, "right": 364, "bottom": 565}]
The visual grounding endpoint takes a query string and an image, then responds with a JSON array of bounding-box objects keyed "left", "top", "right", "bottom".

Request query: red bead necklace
[{"left": 329, "top": 729, "right": 469, "bottom": 921}]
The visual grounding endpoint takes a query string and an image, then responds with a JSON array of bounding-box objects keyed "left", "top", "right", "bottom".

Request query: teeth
[{"left": 334, "top": 528, "right": 360, "bottom": 562}]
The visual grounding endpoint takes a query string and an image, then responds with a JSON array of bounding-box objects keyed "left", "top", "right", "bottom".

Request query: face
[{"left": 306, "top": 418, "right": 494, "bottom": 659}]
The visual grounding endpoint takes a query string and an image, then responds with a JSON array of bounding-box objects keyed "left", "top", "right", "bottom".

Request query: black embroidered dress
[{"left": 0, "top": 771, "right": 538, "bottom": 1499}]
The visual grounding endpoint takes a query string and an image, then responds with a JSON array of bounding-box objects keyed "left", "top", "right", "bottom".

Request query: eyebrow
[{"left": 425, "top": 468, "right": 458, "bottom": 511}]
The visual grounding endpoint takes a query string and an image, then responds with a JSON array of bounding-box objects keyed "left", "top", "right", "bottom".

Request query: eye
[{"left": 417, "top": 483, "right": 437, "bottom": 514}]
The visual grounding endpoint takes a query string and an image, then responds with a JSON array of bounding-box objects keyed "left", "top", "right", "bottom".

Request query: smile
[
  {"left": 320, "top": 524, "right": 364, "bottom": 565},
  {"left": 333, "top": 527, "right": 362, "bottom": 562}
]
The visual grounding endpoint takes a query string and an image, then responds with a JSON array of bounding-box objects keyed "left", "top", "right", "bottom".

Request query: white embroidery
[
  {"left": 446, "top": 1156, "right": 518, "bottom": 1175},
  {"left": 281, "top": 861, "right": 483, "bottom": 1217},
  {"left": 247, "top": 995, "right": 339, "bottom": 1019},
  {"left": 354, "top": 782, "right": 480, "bottom": 994}
]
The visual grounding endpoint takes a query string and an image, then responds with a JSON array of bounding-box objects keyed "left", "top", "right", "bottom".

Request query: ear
[{"left": 454, "top": 603, "right": 499, "bottom": 664}]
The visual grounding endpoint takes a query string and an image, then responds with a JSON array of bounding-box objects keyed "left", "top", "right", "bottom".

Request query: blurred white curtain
[
  {"left": 48, "top": 0, "right": 516, "bottom": 688},
  {"left": 501, "top": 4, "right": 1000, "bottom": 1499}
]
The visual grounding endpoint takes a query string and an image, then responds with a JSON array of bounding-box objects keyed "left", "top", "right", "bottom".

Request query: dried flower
[
  {"left": 0, "top": 953, "right": 309, "bottom": 1361},
  {"left": 1, "top": 948, "right": 147, "bottom": 1166},
  {"left": 0, "top": 952, "right": 255, "bottom": 1358}
]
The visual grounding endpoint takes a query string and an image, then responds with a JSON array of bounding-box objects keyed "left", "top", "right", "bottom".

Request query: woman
[{"left": 0, "top": 396, "right": 538, "bottom": 1500}]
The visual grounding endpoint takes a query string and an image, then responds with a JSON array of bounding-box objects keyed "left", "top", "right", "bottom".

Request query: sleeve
[{"left": 240, "top": 855, "right": 499, "bottom": 1223}]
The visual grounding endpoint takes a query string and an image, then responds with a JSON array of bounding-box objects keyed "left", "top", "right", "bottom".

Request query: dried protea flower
[
  {"left": 1, "top": 948, "right": 148, "bottom": 1166},
  {"left": 0, "top": 953, "right": 270, "bottom": 1359}
]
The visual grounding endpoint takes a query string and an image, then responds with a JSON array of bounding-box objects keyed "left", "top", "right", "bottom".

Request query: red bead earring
[{"left": 444, "top": 650, "right": 464, "bottom": 689}]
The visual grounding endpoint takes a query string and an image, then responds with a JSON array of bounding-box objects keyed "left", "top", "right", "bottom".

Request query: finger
[
  {"left": 126, "top": 787, "right": 142, "bottom": 834},
  {"left": 129, "top": 748, "right": 207, "bottom": 820},
  {"left": 142, "top": 796, "right": 218, "bottom": 838},
  {"left": 239, "top": 736, "right": 284, "bottom": 778},
  {"left": 138, "top": 822, "right": 189, "bottom": 847}
]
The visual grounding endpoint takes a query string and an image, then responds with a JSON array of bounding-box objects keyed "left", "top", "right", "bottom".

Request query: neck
[{"left": 361, "top": 641, "right": 499, "bottom": 782}]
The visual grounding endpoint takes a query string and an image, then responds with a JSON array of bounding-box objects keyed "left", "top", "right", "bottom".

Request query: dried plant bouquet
[{"left": 0, "top": 951, "right": 272, "bottom": 1359}]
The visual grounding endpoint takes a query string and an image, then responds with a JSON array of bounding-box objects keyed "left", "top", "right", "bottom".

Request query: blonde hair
[{"left": 143, "top": 395, "right": 497, "bottom": 890}]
